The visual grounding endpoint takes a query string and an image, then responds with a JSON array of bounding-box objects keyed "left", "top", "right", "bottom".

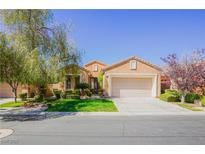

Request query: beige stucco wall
[
  {"left": 84, "top": 62, "right": 106, "bottom": 77},
  {"left": 80, "top": 69, "right": 90, "bottom": 83},
  {"left": 0, "top": 67, "right": 90, "bottom": 98},
  {"left": 0, "top": 82, "right": 29, "bottom": 98},
  {"left": 105, "top": 60, "right": 160, "bottom": 74},
  {"left": 103, "top": 60, "right": 161, "bottom": 97},
  {"left": 47, "top": 68, "right": 90, "bottom": 96}
]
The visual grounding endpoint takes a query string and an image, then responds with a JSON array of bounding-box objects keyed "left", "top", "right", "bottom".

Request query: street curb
[{"left": 1, "top": 111, "right": 205, "bottom": 117}]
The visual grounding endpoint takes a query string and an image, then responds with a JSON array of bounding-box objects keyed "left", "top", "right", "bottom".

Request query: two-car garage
[
  {"left": 103, "top": 56, "right": 161, "bottom": 98},
  {"left": 111, "top": 77, "right": 153, "bottom": 98}
]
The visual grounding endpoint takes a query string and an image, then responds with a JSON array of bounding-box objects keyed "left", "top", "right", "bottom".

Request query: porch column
[
  {"left": 103, "top": 75, "right": 106, "bottom": 89},
  {"left": 108, "top": 75, "right": 112, "bottom": 97},
  {"left": 151, "top": 75, "right": 158, "bottom": 97},
  {"left": 64, "top": 80, "right": 66, "bottom": 90},
  {"left": 157, "top": 75, "right": 161, "bottom": 97}
]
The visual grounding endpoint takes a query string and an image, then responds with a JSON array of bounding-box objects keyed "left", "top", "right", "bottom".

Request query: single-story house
[{"left": 0, "top": 56, "right": 162, "bottom": 98}]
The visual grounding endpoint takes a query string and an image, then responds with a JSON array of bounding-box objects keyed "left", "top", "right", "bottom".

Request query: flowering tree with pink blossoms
[{"left": 161, "top": 50, "right": 205, "bottom": 103}]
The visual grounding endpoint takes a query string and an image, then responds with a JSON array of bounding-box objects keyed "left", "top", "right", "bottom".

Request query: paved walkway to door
[{"left": 112, "top": 97, "right": 192, "bottom": 114}]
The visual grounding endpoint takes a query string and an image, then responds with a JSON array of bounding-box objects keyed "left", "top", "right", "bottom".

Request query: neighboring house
[
  {"left": 0, "top": 56, "right": 162, "bottom": 98},
  {"left": 0, "top": 83, "right": 29, "bottom": 98}
]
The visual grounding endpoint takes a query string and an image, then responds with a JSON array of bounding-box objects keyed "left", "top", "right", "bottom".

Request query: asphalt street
[{"left": 1, "top": 115, "right": 205, "bottom": 145}]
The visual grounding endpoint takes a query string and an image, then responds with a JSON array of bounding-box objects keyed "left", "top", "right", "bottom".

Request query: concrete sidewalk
[{"left": 0, "top": 98, "right": 18, "bottom": 105}]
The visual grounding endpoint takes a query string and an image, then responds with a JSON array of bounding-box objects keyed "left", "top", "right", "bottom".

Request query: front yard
[
  {"left": 45, "top": 99, "right": 118, "bottom": 112},
  {"left": 0, "top": 99, "right": 118, "bottom": 112}
]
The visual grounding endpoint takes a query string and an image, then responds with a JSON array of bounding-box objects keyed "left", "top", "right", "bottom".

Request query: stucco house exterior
[
  {"left": 102, "top": 56, "right": 162, "bottom": 97},
  {"left": 0, "top": 56, "right": 162, "bottom": 98},
  {"left": 84, "top": 60, "right": 108, "bottom": 93}
]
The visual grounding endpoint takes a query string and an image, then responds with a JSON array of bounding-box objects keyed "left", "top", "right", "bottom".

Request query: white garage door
[{"left": 112, "top": 77, "right": 152, "bottom": 97}]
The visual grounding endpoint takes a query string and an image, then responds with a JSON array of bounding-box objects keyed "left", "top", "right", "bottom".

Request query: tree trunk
[
  {"left": 12, "top": 87, "right": 17, "bottom": 102},
  {"left": 181, "top": 93, "right": 185, "bottom": 103}
]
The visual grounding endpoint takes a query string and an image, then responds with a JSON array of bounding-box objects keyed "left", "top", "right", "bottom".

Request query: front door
[{"left": 90, "top": 77, "right": 98, "bottom": 94}]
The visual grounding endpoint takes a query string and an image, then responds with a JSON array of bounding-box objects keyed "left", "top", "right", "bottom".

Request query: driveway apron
[{"left": 112, "top": 97, "right": 191, "bottom": 114}]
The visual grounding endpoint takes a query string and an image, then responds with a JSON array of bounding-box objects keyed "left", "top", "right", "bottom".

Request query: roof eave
[{"left": 102, "top": 56, "right": 162, "bottom": 72}]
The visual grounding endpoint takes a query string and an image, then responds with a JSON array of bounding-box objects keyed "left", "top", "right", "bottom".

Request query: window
[
  {"left": 65, "top": 75, "right": 71, "bottom": 89},
  {"left": 90, "top": 77, "right": 98, "bottom": 90},
  {"left": 130, "top": 60, "right": 137, "bottom": 70},
  {"left": 93, "top": 64, "right": 98, "bottom": 72}
]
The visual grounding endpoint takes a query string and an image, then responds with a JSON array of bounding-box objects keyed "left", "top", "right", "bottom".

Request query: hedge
[
  {"left": 19, "top": 93, "right": 27, "bottom": 101},
  {"left": 160, "top": 93, "right": 179, "bottom": 102},
  {"left": 185, "top": 93, "right": 199, "bottom": 103},
  {"left": 53, "top": 89, "right": 61, "bottom": 99},
  {"left": 160, "top": 89, "right": 181, "bottom": 102},
  {"left": 200, "top": 96, "right": 205, "bottom": 107}
]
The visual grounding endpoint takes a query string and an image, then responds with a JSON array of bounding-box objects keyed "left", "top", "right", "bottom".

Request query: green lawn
[
  {"left": 0, "top": 101, "right": 24, "bottom": 108},
  {"left": 45, "top": 99, "right": 118, "bottom": 112},
  {"left": 177, "top": 103, "right": 202, "bottom": 111}
]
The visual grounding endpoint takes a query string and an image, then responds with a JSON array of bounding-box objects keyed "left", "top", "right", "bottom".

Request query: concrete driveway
[{"left": 112, "top": 97, "right": 191, "bottom": 114}]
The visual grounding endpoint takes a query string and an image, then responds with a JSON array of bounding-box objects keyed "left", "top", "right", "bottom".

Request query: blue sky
[
  {"left": 51, "top": 10, "right": 205, "bottom": 65},
  {"left": 0, "top": 10, "right": 205, "bottom": 65}
]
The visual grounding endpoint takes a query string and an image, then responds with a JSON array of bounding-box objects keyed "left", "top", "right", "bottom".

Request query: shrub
[
  {"left": 165, "top": 89, "right": 181, "bottom": 98},
  {"left": 27, "top": 98, "right": 35, "bottom": 102},
  {"left": 90, "top": 89, "right": 97, "bottom": 94},
  {"left": 53, "top": 89, "right": 61, "bottom": 99},
  {"left": 185, "top": 93, "right": 199, "bottom": 103},
  {"left": 73, "top": 89, "right": 80, "bottom": 95},
  {"left": 61, "top": 90, "right": 73, "bottom": 99},
  {"left": 60, "top": 89, "right": 81, "bottom": 99},
  {"left": 34, "top": 92, "right": 44, "bottom": 102},
  {"left": 65, "top": 94, "right": 80, "bottom": 99},
  {"left": 84, "top": 88, "right": 92, "bottom": 97},
  {"left": 165, "top": 89, "right": 178, "bottom": 94},
  {"left": 65, "top": 90, "right": 73, "bottom": 95},
  {"left": 44, "top": 97, "right": 57, "bottom": 102},
  {"left": 70, "top": 95, "right": 80, "bottom": 99},
  {"left": 160, "top": 93, "right": 180, "bottom": 102},
  {"left": 200, "top": 96, "right": 205, "bottom": 107},
  {"left": 19, "top": 93, "right": 27, "bottom": 101},
  {"left": 165, "top": 90, "right": 181, "bottom": 102},
  {"left": 76, "top": 83, "right": 89, "bottom": 90},
  {"left": 98, "top": 89, "right": 104, "bottom": 97},
  {"left": 60, "top": 91, "right": 67, "bottom": 99}
]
